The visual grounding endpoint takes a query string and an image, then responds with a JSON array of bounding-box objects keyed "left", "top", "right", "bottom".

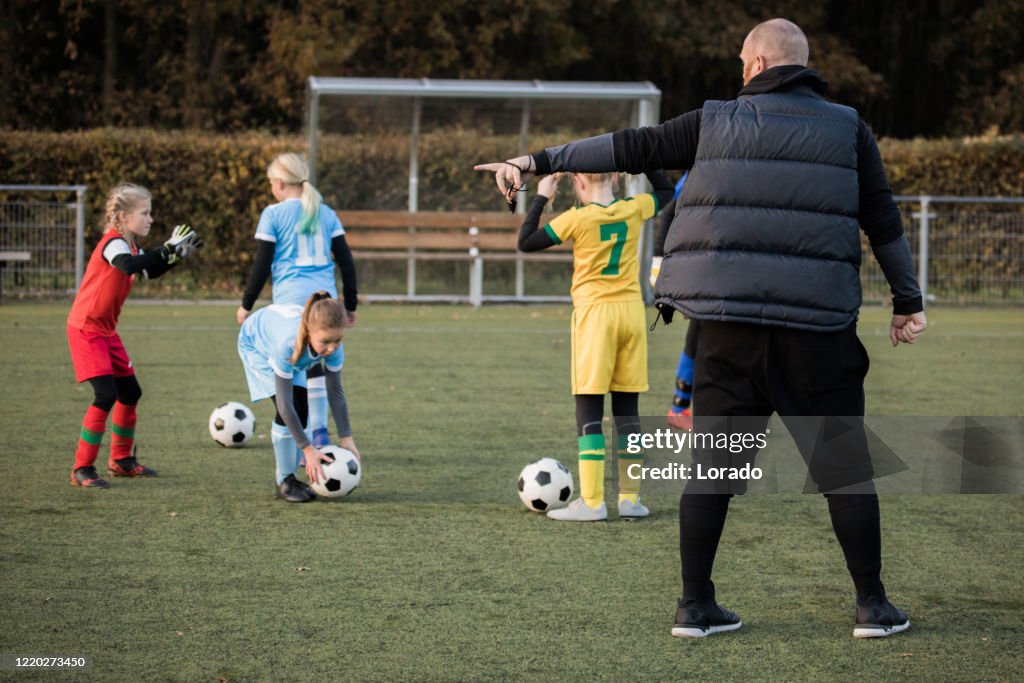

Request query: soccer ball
[
  {"left": 517, "top": 458, "right": 573, "bottom": 512},
  {"left": 310, "top": 445, "right": 361, "bottom": 498},
  {"left": 208, "top": 401, "right": 255, "bottom": 447}
]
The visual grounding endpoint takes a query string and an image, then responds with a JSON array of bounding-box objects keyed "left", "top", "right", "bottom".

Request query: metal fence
[
  {"left": 0, "top": 185, "right": 86, "bottom": 299},
  {"left": 0, "top": 185, "right": 1020, "bottom": 305},
  {"left": 860, "top": 196, "right": 1024, "bottom": 306},
  {"left": 353, "top": 194, "right": 1024, "bottom": 308}
]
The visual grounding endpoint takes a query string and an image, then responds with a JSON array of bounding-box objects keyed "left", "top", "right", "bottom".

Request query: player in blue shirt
[
  {"left": 237, "top": 153, "right": 358, "bottom": 455},
  {"left": 649, "top": 173, "right": 699, "bottom": 430},
  {"left": 238, "top": 291, "right": 359, "bottom": 502}
]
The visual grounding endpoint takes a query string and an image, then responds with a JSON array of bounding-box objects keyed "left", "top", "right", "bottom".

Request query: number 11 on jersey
[{"left": 295, "top": 231, "right": 328, "bottom": 267}]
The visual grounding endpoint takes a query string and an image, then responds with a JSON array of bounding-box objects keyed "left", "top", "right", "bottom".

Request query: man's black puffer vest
[{"left": 655, "top": 81, "right": 862, "bottom": 331}]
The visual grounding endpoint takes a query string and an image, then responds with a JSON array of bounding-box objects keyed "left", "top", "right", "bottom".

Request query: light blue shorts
[{"left": 238, "top": 341, "right": 307, "bottom": 403}]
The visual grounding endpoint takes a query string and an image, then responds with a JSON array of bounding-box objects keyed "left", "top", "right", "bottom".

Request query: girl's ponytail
[
  {"left": 297, "top": 178, "right": 324, "bottom": 237},
  {"left": 291, "top": 291, "right": 347, "bottom": 363}
]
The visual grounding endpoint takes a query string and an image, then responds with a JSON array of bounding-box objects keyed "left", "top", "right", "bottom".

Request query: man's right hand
[
  {"left": 474, "top": 156, "right": 536, "bottom": 200},
  {"left": 236, "top": 306, "right": 250, "bottom": 325},
  {"left": 890, "top": 311, "right": 927, "bottom": 346}
]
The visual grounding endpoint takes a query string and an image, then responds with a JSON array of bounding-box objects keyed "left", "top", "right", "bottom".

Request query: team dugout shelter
[{"left": 305, "top": 77, "right": 663, "bottom": 303}]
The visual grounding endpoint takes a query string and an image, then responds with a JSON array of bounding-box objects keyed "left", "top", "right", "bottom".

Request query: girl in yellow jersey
[{"left": 518, "top": 170, "right": 674, "bottom": 520}]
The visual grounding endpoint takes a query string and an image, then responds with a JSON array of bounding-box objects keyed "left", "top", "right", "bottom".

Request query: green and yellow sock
[
  {"left": 578, "top": 433, "right": 605, "bottom": 508},
  {"left": 616, "top": 433, "right": 644, "bottom": 504}
]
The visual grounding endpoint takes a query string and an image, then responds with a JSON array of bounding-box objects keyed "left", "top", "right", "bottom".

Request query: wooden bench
[
  {"left": 336, "top": 210, "right": 573, "bottom": 305},
  {"left": 0, "top": 251, "right": 30, "bottom": 305}
]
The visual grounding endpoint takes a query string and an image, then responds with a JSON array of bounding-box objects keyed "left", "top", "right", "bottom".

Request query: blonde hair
[
  {"left": 103, "top": 183, "right": 151, "bottom": 243},
  {"left": 575, "top": 172, "right": 618, "bottom": 186},
  {"left": 291, "top": 291, "right": 348, "bottom": 363},
  {"left": 268, "top": 153, "right": 323, "bottom": 236},
  {"left": 571, "top": 172, "right": 619, "bottom": 205}
]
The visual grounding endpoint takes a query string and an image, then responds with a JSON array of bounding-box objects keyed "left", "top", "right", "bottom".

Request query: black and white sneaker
[
  {"left": 671, "top": 598, "right": 742, "bottom": 638},
  {"left": 854, "top": 596, "right": 910, "bottom": 638},
  {"left": 276, "top": 474, "right": 314, "bottom": 503},
  {"left": 296, "top": 478, "right": 318, "bottom": 501}
]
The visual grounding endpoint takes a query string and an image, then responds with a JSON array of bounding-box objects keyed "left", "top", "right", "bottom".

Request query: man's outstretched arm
[{"left": 475, "top": 110, "right": 702, "bottom": 199}]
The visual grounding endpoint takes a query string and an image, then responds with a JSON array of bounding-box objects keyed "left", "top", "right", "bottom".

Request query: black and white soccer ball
[
  {"left": 517, "top": 458, "right": 573, "bottom": 512},
  {"left": 310, "top": 445, "right": 361, "bottom": 498},
  {"left": 208, "top": 401, "right": 256, "bottom": 447}
]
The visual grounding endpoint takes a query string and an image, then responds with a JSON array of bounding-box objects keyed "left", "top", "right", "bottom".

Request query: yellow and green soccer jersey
[{"left": 544, "top": 193, "right": 659, "bottom": 306}]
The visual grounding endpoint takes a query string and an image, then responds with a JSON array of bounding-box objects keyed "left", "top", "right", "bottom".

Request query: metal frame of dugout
[{"left": 305, "top": 78, "right": 662, "bottom": 304}]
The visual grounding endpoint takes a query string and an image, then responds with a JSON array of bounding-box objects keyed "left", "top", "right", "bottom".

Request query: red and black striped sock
[{"left": 74, "top": 405, "right": 109, "bottom": 470}]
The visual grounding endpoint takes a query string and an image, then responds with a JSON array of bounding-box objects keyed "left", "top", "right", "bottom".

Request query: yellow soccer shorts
[{"left": 570, "top": 300, "right": 648, "bottom": 394}]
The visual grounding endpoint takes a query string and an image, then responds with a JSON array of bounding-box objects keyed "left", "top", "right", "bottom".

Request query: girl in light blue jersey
[
  {"left": 238, "top": 291, "right": 359, "bottom": 502},
  {"left": 238, "top": 153, "right": 359, "bottom": 452}
]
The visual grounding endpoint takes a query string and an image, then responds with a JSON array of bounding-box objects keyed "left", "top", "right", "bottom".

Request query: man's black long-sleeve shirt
[{"left": 531, "top": 66, "right": 922, "bottom": 314}]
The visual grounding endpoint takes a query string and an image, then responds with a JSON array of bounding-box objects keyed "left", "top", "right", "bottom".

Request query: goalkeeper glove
[
  {"left": 164, "top": 224, "right": 194, "bottom": 250},
  {"left": 175, "top": 231, "right": 205, "bottom": 260},
  {"left": 163, "top": 225, "right": 204, "bottom": 263},
  {"left": 649, "top": 256, "right": 663, "bottom": 289}
]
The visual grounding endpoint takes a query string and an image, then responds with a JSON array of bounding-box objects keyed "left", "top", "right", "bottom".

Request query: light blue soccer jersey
[
  {"left": 237, "top": 304, "right": 345, "bottom": 402},
  {"left": 256, "top": 198, "right": 346, "bottom": 306}
]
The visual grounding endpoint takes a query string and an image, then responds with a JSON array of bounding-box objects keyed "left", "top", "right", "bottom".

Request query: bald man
[{"left": 478, "top": 18, "right": 925, "bottom": 639}]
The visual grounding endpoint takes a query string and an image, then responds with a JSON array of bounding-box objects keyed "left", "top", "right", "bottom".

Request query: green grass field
[{"left": 1, "top": 303, "right": 1022, "bottom": 682}]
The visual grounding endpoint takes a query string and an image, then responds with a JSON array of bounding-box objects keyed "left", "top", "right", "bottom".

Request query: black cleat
[
  {"left": 296, "top": 478, "right": 318, "bottom": 501},
  {"left": 276, "top": 474, "right": 314, "bottom": 503},
  {"left": 671, "top": 598, "right": 742, "bottom": 638},
  {"left": 854, "top": 596, "right": 910, "bottom": 638},
  {"left": 108, "top": 452, "right": 158, "bottom": 477},
  {"left": 71, "top": 465, "right": 110, "bottom": 488}
]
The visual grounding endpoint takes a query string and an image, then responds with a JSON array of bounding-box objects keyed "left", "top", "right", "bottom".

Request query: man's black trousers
[{"left": 679, "top": 320, "right": 886, "bottom": 603}]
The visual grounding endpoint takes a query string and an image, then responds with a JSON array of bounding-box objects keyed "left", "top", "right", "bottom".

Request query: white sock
[
  {"left": 271, "top": 424, "right": 295, "bottom": 485},
  {"left": 307, "top": 375, "right": 329, "bottom": 447}
]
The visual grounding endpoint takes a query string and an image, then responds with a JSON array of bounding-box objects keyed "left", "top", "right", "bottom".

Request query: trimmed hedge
[
  {"left": 0, "top": 129, "right": 581, "bottom": 296},
  {"left": 2, "top": 128, "right": 1023, "bottom": 297},
  {"left": 879, "top": 135, "right": 1024, "bottom": 197}
]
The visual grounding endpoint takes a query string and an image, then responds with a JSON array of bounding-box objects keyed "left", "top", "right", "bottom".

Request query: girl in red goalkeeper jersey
[{"left": 66, "top": 183, "right": 204, "bottom": 488}]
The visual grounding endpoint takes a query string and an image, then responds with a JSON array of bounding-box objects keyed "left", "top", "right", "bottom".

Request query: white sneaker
[
  {"left": 618, "top": 498, "right": 650, "bottom": 519},
  {"left": 546, "top": 498, "right": 608, "bottom": 521}
]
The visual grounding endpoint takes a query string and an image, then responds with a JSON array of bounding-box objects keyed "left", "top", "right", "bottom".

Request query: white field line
[{"left": 0, "top": 323, "right": 1021, "bottom": 338}]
